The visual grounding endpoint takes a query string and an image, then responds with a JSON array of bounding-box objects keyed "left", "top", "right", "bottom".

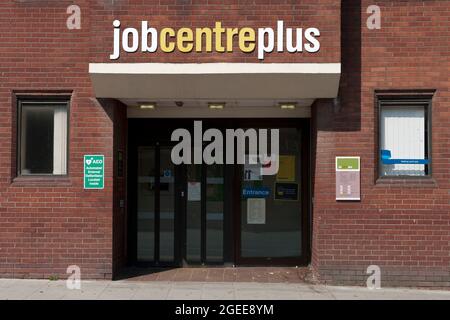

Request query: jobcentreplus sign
[{"left": 110, "top": 20, "right": 321, "bottom": 60}]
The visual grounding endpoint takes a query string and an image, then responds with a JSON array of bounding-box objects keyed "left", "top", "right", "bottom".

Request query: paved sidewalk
[{"left": 0, "top": 279, "right": 449, "bottom": 300}]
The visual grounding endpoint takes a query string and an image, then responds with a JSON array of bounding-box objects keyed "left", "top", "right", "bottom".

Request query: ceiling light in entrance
[
  {"left": 140, "top": 103, "right": 156, "bottom": 109},
  {"left": 279, "top": 102, "right": 297, "bottom": 110},
  {"left": 208, "top": 102, "right": 225, "bottom": 110}
]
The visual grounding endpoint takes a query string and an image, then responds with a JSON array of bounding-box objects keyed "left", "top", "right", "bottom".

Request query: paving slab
[
  {"left": 61, "top": 281, "right": 110, "bottom": 300},
  {"left": 133, "top": 286, "right": 171, "bottom": 300},
  {"left": 0, "top": 279, "right": 18, "bottom": 289},
  {"left": 167, "top": 287, "right": 203, "bottom": 300},
  {"left": 201, "top": 283, "right": 235, "bottom": 300},
  {"left": 0, "top": 280, "right": 47, "bottom": 300},
  {"left": 265, "top": 289, "right": 302, "bottom": 300},
  {"left": 234, "top": 288, "right": 269, "bottom": 300},
  {"left": 1, "top": 279, "right": 450, "bottom": 300},
  {"left": 98, "top": 286, "right": 137, "bottom": 300}
]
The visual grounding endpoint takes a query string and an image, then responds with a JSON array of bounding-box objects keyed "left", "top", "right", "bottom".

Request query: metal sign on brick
[{"left": 335, "top": 156, "right": 360, "bottom": 201}]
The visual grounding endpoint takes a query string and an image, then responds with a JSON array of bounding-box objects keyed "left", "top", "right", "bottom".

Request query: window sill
[
  {"left": 11, "top": 175, "right": 72, "bottom": 187},
  {"left": 375, "top": 177, "right": 437, "bottom": 188}
]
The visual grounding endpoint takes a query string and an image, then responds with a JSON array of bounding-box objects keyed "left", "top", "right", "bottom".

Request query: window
[
  {"left": 378, "top": 95, "right": 431, "bottom": 177},
  {"left": 18, "top": 99, "right": 69, "bottom": 175}
]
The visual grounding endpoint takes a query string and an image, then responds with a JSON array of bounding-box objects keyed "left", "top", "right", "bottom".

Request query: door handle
[{"left": 181, "top": 191, "right": 185, "bottom": 197}]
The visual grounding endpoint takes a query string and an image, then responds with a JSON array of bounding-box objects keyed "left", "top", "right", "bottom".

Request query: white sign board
[
  {"left": 247, "top": 198, "right": 266, "bottom": 224},
  {"left": 187, "top": 182, "right": 201, "bottom": 201}
]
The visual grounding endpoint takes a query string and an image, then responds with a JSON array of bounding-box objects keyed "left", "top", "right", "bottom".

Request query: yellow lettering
[
  {"left": 160, "top": 28, "right": 175, "bottom": 52},
  {"left": 195, "top": 28, "right": 212, "bottom": 52},
  {"left": 226, "top": 28, "right": 238, "bottom": 52},
  {"left": 177, "top": 28, "right": 194, "bottom": 53},
  {"left": 159, "top": 24, "right": 257, "bottom": 54},
  {"left": 213, "top": 22, "right": 225, "bottom": 52},
  {"left": 238, "top": 28, "right": 256, "bottom": 53}
]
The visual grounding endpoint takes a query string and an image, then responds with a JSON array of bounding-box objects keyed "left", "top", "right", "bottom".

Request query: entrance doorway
[
  {"left": 134, "top": 145, "right": 227, "bottom": 266},
  {"left": 135, "top": 144, "right": 179, "bottom": 265},
  {"left": 127, "top": 119, "right": 310, "bottom": 267}
]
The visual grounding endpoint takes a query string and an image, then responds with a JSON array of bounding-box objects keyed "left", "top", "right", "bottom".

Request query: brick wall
[
  {"left": 0, "top": 0, "right": 340, "bottom": 280},
  {"left": 1, "top": 0, "right": 448, "bottom": 287},
  {"left": 311, "top": 0, "right": 450, "bottom": 288},
  {"left": 0, "top": 0, "right": 113, "bottom": 279}
]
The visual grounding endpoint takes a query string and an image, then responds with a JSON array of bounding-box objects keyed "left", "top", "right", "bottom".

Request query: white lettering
[
  {"left": 66, "top": 5, "right": 81, "bottom": 30},
  {"left": 122, "top": 27, "right": 139, "bottom": 53},
  {"left": 367, "top": 5, "right": 381, "bottom": 30},
  {"left": 257, "top": 27, "right": 274, "bottom": 60},
  {"left": 66, "top": 265, "right": 81, "bottom": 290},
  {"left": 110, "top": 20, "right": 121, "bottom": 60},
  {"left": 286, "top": 28, "right": 303, "bottom": 53},
  {"left": 170, "top": 121, "right": 279, "bottom": 175},
  {"left": 141, "top": 21, "right": 158, "bottom": 52},
  {"left": 366, "top": 265, "right": 382, "bottom": 289},
  {"left": 171, "top": 129, "right": 191, "bottom": 165},
  {"left": 304, "top": 27, "right": 320, "bottom": 53}
]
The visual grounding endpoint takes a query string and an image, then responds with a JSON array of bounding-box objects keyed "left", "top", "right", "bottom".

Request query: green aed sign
[{"left": 84, "top": 155, "right": 104, "bottom": 189}]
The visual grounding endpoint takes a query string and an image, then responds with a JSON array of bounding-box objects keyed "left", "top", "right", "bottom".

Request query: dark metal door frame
[
  {"left": 130, "top": 143, "right": 182, "bottom": 267},
  {"left": 179, "top": 162, "right": 227, "bottom": 266},
  {"left": 127, "top": 118, "right": 311, "bottom": 267},
  {"left": 231, "top": 119, "right": 311, "bottom": 266}
]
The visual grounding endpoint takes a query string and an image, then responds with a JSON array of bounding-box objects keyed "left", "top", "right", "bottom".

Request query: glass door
[
  {"left": 137, "top": 145, "right": 178, "bottom": 265},
  {"left": 136, "top": 146, "right": 225, "bottom": 266},
  {"left": 183, "top": 163, "right": 225, "bottom": 265},
  {"left": 238, "top": 127, "right": 304, "bottom": 264}
]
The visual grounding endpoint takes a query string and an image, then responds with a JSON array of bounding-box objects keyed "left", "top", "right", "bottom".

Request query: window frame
[
  {"left": 376, "top": 93, "right": 433, "bottom": 179},
  {"left": 17, "top": 97, "right": 70, "bottom": 177}
]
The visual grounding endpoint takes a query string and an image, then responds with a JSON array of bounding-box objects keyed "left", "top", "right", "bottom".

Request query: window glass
[
  {"left": 380, "top": 104, "right": 429, "bottom": 176},
  {"left": 186, "top": 164, "right": 202, "bottom": 262},
  {"left": 241, "top": 128, "right": 302, "bottom": 258},
  {"left": 137, "top": 147, "right": 155, "bottom": 261},
  {"left": 19, "top": 102, "right": 68, "bottom": 175},
  {"left": 159, "top": 147, "right": 175, "bottom": 262},
  {"left": 206, "top": 164, "right": 224, "bottom": 262}
]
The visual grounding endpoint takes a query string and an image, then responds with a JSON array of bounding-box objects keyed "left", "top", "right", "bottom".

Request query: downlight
[
  {"left": 279, "top": 102, "right": 297, "bottom": 110},
  {"left": 140, "top": 102, "right": 156, "bottom": 109},
  {"left": 209, "top": 102, "right": 225, "bottom": 110}
]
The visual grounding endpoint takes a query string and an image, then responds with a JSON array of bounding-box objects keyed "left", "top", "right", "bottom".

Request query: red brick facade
[
  {"left": 312, "top": 0, "right": 450, "bottom": 287},
  {"left": 0, "top": 1, "right": 448, "bottom": 287}
]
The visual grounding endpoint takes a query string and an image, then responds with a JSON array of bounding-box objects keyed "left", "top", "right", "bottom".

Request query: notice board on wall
[{"left": 335, "top": 157, "right": 360, "bottom": 201}]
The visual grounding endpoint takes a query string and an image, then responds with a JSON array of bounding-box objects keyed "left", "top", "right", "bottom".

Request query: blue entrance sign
[
  {"left": 242, "top": 187, "right": 270, "bottom": 198},
  {"left": 381, "top": 150, "right": 429, "bottom": 165}
]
